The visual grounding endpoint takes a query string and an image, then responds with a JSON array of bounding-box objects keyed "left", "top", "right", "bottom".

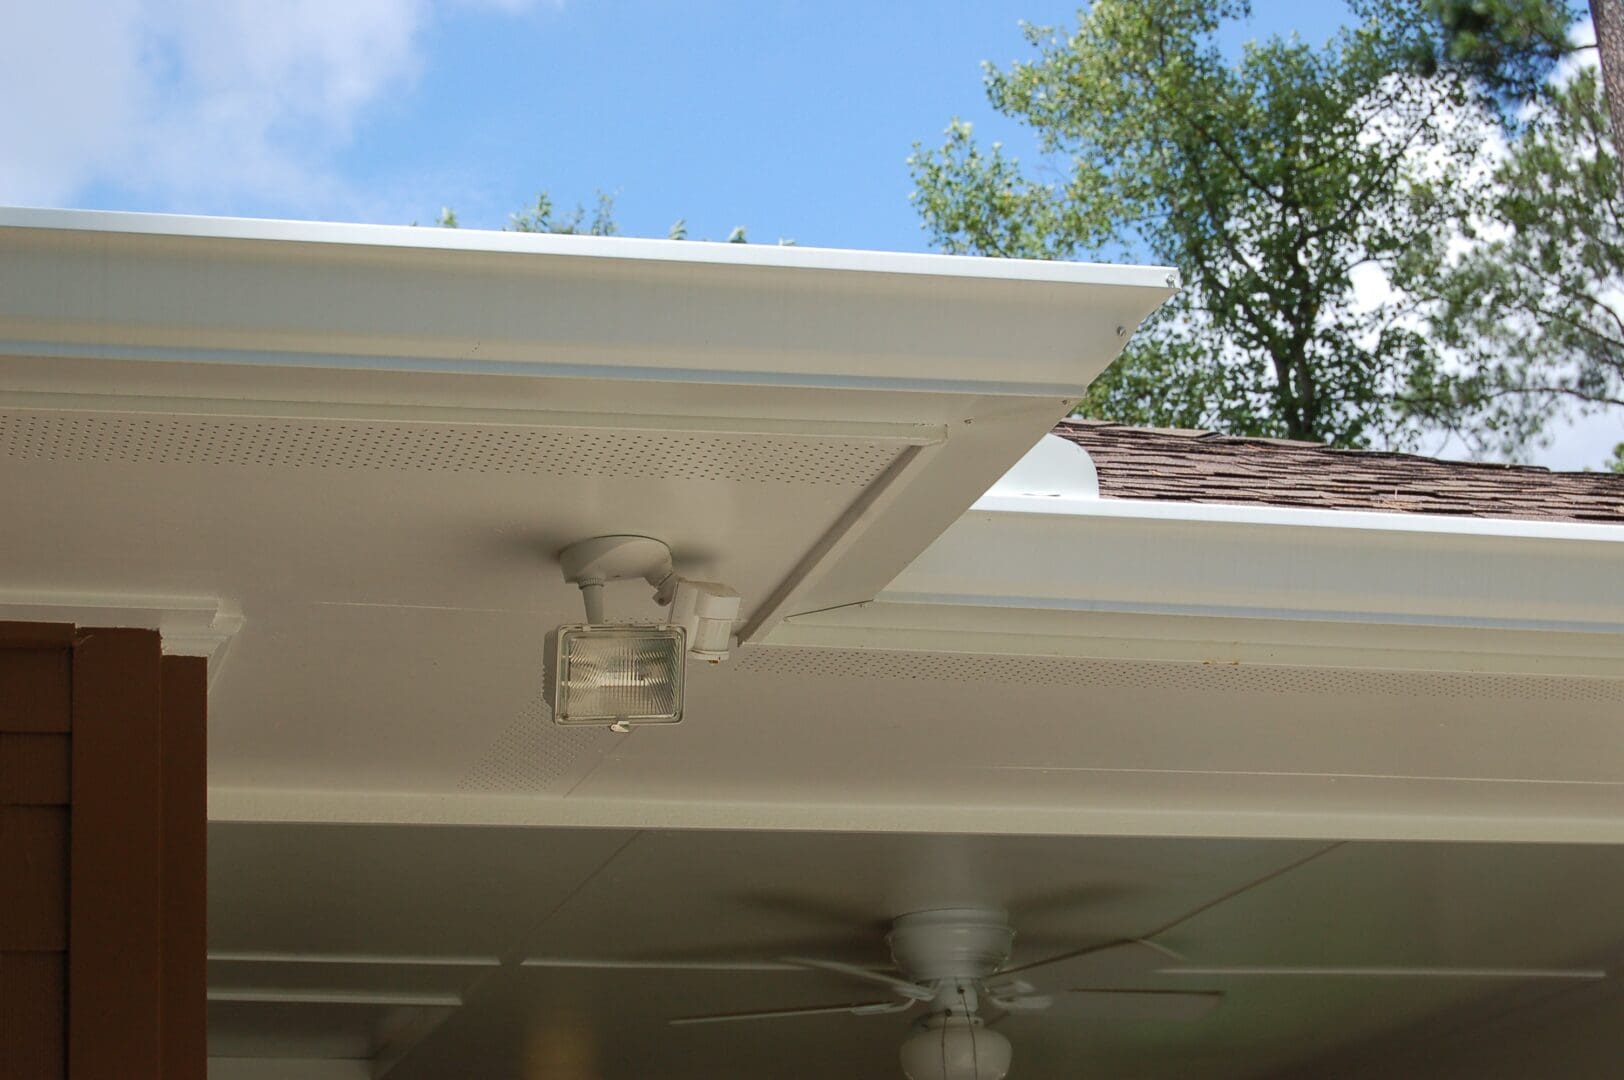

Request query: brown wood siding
[
  {"left": 0, "top": 953, "right": 66, "bottom": 1077},
  {"left": 69, "top": 628, "right": 166, "bottom": 1078},
  {"left": 0, "top": 624, "right": 206, "bottom": 1080},
  {"left": 0, "top": 648, "right": 72, "bottom": 732},
  {"left": 161, "top": 655, "right": 208, "bottom": 1080},
  {"left": 0, "top": 636, "right": 72, "bottom": 1078}
]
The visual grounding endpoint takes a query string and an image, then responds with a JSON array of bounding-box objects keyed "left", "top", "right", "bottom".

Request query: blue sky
[
  {"left": 12, "top": 0, "right": 1352, "bottom": 251},
  {"left": 5, "top": 1, "right": 1614, "bottom": 466}
]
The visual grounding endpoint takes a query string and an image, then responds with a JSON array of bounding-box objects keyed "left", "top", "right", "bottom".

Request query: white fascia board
[
  {"left": 771, "top": 497, "right": 1624, "bottom": 675},
  {"left": 0, "top": 206, "right": 1179, "bottom": 289},
  {"left": 0, "top": 207, "right": 1176, "bottom": 397}
]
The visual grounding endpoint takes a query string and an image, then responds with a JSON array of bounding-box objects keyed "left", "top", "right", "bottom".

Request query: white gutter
[
  {"left": 0, "top": 207, "right": 1177, "bottom": 400},
  {"left": 0, "top": 206, "right": 1179, "bottom": 290},
  {"left": 969, "top": 493, "right": 1624, "bottom": 544},
  {"left": 979, "top": 433, "right": 1100, "bottom": 500},
  {"left": 771, "top": 485, "right": 1624, "bottom": 676}
]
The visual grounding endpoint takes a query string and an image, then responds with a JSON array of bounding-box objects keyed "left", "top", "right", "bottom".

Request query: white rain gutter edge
[
  {"left": 0, "top": 205, "right": 1180, "bottom": 289},
  {"left": 968, "top": 493, "right": 1624, "bottom": 544}
]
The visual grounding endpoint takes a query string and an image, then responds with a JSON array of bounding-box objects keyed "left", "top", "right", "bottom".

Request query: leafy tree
[
  {"left": 1397, "top": 68, "right": 1623, "bottom": 455},
  {"left": 507, "top": 190, "right": 621, "bottom": 235},
  {"left": 433, "top": 191, "right": 760, "bottom": 242},
  {"left": 1598, "top": 0, "right": 1624, "bottom": 141},
  {"left": 1426, "top": 0, "right": 1624, "bottom": 156},
  {"left": 910, "top": 0, "right": 1493, "bottom": 447},
  {"left": 1421, "top": 0, "right": 1581, "bottom": 105}
]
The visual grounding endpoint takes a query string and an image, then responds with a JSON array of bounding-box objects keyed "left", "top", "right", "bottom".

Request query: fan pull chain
[{"left": 961, "top": 986, "right": 980, "bottom": 1076}]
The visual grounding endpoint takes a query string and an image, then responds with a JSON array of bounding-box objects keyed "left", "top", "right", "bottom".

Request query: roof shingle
[{"left": 1054, "top": 420, "right": 1624, "bottom": 524}]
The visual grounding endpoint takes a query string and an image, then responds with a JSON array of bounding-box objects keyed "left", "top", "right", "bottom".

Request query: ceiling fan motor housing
[{"left": 887, "top": 908, "right": 1017, "bottom": 984}]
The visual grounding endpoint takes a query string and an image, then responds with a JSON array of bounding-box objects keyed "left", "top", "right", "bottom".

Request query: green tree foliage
[
  {"left": 507, "top": 190, "right": 621, "bottom": 235},
  {"left": 1398, "top": 69, "right": 1623, "bottom": 455},
  {"left": 434, "top": 191, "right": 758, "bottom": 242},
  {"left": 1421, "top": 0, "right": 1580, "bottom": 104},
  {"left": 910, "top": 0, "right": 1493, "bottom": 448},
  {"left": 1422, "top": 0, "right": 1624, "bottom": 164}
]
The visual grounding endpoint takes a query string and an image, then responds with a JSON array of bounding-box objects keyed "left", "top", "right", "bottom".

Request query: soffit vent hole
[
  {"left": 0, "top": 412, "right": 902, "bottom": 486},
  {"left": 457, "top": 699, "right": 617, "bottom": 793},
  {"left": 735, "top": 648, "right": 1624, "bottom": 703}
]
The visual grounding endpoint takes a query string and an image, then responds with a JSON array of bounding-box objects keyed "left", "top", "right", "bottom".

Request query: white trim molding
[
  {"left": 771, "top": 497, "right": 1624, "bottom": 677},
  {"left": 0, "top": 590, "right": 243, "bottom": 683}
]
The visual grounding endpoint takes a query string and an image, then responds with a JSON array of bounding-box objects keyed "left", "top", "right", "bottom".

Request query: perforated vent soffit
[
  {"left": 0, "top": 411, "right": 902, "bottom": 486},
  {"left": 734, "top": 647, "right": 1624, "bottom": 704}
]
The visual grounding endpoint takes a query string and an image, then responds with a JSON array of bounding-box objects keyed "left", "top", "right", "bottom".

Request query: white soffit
[{"left": 0, "top": 206, "right": 1176, "bottom": 644}]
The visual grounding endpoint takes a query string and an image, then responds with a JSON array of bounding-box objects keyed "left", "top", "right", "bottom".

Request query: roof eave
[{"left": 769, "top": 495, "right": 1624, "bottom": 677}]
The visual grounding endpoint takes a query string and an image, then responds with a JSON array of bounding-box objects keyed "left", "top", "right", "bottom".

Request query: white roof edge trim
[
  {"left": 982, "top": 433, "right": 1099, "bottom": 500},
  {"left": 968, "top": 494, "right": 1624, "bottom": 543},
  {"left": 0, "top": 337, "right": 1120, "bottom": 400},
  {"left": 0, "top": 206, "right": 1180, "bottom": 290}
]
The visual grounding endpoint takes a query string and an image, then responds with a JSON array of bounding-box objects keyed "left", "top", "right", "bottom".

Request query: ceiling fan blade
[
  {"left": 987, "top": 993, "right": 1054, "bottom": 1013},
  {"left": 521, "top": 957, "right": 801, "bottom": 973},
  {"left": 670, "top": 999, "right": 914, "bottom": 1026},
  {"left": 1055, "top": 989, "right": 1222, "bottom": 1022},
  {"left": 983, "top": 978, "right": 1051, "bottom": 1012},
  {"left": 999, "top": 938, "right": 1182, "bottom": 986},
  {"left": 1161, "top": 965, "right": 1607, "bottom": 980},
  {"left": 732, "top": 890, "right": 884, "bottom": 933},
  {"left": 1008, "top": 884, "right": 1139, "bottom": 923},
  {"left": 780, "top": 956, "right": 935, "bottom": 1001}
]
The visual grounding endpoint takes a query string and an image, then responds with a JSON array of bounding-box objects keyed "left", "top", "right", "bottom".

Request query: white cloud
[
  {"left": 1347, "top": 261, "right": 1396, "bottom": 314},
  {"left": 1555, "top": 15, "right": 1600, "bottom": 83},
  {"left": 0, "top": 0, "right": 537, "bottom": 213},
  {"left": 1527, "top": 409, "right": 1621, "bottom": 471}
]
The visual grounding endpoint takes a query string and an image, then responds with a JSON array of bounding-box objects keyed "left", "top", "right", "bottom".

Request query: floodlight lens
[{"left": 549, "top": 626, "right": 685, "bottom": 725}]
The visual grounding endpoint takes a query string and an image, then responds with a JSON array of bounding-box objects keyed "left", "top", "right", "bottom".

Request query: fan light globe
[{"left": 899, "top": 1015, "right": 1012, "bottom": 1080}]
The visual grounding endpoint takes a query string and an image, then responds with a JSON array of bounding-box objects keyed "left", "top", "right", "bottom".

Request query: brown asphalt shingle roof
[{"left": 1054, "top": 420, "right": 1624, "bottom": 524}]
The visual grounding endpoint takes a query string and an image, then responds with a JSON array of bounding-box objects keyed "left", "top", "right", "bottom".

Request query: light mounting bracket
[
  {"left": 556, "top": 535, "right": 740, "bottom": 662},
  {"left": 547, "top": 536, "right": 743, "bottom": 730}
]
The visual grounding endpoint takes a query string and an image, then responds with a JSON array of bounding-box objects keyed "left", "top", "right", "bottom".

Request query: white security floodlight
[
  {"left": 545, "top": 624, "right": 686, "bottom": 727},
  {"left": 547, "top": 535, "right": 740, "bottom": 729},
  {"left": 667, "top": 578, "right": 741, "bottom": 662}
]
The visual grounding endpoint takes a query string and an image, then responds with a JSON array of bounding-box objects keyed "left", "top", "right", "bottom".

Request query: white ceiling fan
[
  {"left": 525, "top": 905, "right": 1608, "bottom": 1080},
  {"left": 538, "top": 907, "right": 1218, "bottom": 1080}
]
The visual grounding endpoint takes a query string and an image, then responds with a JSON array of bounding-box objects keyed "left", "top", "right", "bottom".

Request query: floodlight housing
[
  {"left": 668, "top": 578, "right": 742, "bottom": 661},
  {"left": 544, "top": 624, "right": 686, "bottom": 728}
]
